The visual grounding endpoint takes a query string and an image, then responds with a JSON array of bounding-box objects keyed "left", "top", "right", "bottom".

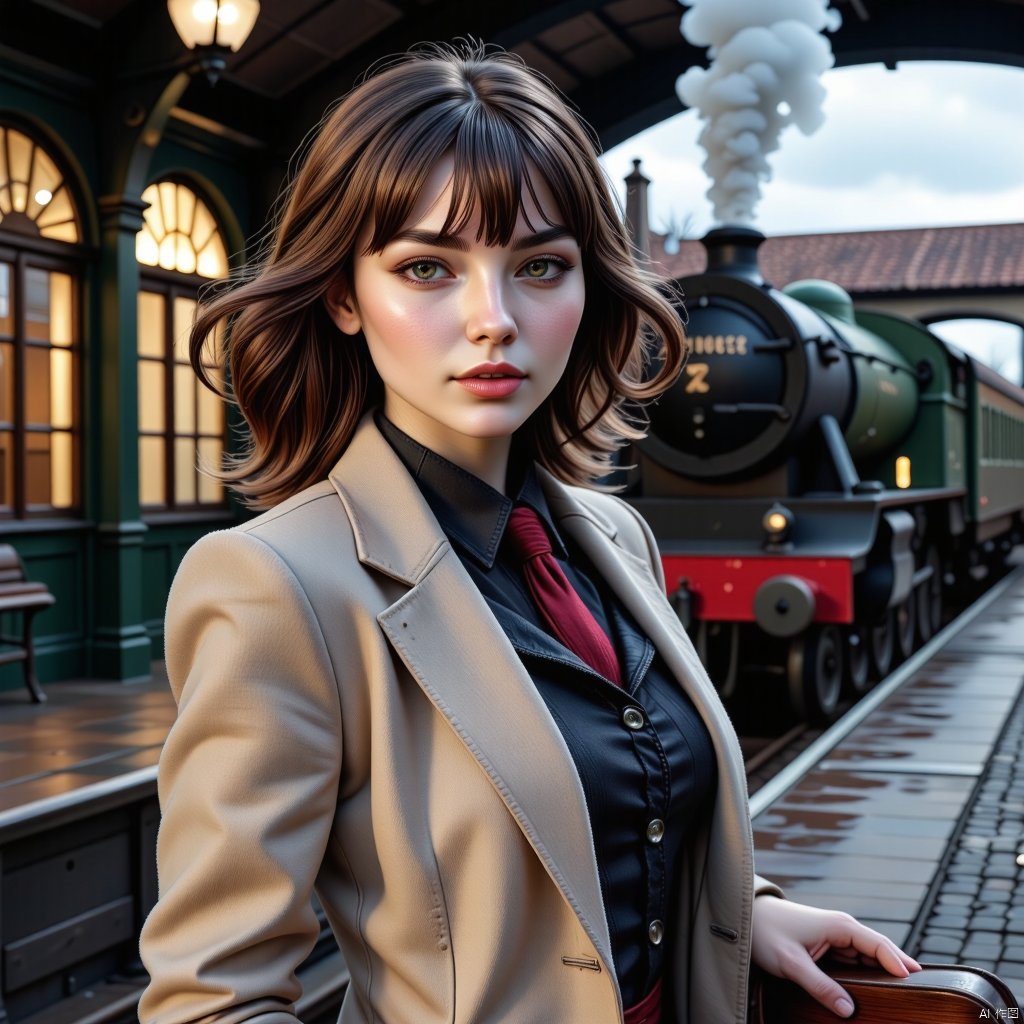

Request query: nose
[{"left": 464, "top": 275, "right": 518, "bottom": 347}]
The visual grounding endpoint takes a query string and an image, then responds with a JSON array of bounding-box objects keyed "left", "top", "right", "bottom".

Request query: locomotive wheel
[
  {"left": 787, "top": 626, "right": 842, "bottom": 723},
  {"left": 695, "top": 621, "right": 740, "bottom": 699},
  {"left": 916, "top": 546, "right": 943, "bottom": 642},
  {"left": 869, "top": 610, "right": 894, "bottom": 679},
  {"left": 843, "top": 624, "right": 871, "bottom": 696},
  {"left": 894, "top": 596, "right": 917, "bottom": 663}
]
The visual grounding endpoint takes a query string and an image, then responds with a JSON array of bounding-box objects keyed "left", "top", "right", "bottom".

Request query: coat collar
[
  {"left": 328, "top": 413, "right": 622, "bottom": 583},
  {"left": 375, "top": 410, "right": 569, "bottom": 569}
]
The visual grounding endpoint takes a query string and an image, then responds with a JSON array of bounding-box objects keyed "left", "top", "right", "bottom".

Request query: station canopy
[{"left": 11, "top": 0, "right": 1024, "bottom": 153}]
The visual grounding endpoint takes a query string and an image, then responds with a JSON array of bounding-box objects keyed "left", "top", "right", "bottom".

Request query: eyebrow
[{"left": 389, "top": 225, "right": 576, "bottom": 251}]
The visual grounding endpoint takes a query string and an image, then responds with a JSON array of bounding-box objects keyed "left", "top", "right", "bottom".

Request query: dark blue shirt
[{"left": 378, "top": 415, "right": 717, "bottom": 1007}]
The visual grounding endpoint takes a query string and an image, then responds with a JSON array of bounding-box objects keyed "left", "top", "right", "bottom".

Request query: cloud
[
  {"left": 599, "top": 60, "right": 1024, "bottom": 236},
  {"left": 931, "top": 319, "right": 1023, "bottom": 384},
  {"left": 755, "top": 175, "right": 1024, "bottom": 234},
  {"left": 771, "top": 63, "right": 1024, "bottom": 192}
]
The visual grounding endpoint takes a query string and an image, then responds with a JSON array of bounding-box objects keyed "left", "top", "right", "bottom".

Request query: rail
[{"left": 749, "top": 563, "right": 1024, "bottom": 818}]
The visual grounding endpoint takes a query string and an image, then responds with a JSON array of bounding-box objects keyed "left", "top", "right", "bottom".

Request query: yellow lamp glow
[
  {"left": 761, "top": 503, "right": 794, "bottom": 547},
  {"left": 167, "top": 0, "right": 259, "bottom": 52},
  {"left": 895, "top": 456, "right": 912, "bottom": 489}
]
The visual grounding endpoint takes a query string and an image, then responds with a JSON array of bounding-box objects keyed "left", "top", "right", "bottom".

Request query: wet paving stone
[
  {"left": 918, "top": 934, "right": 963, "bottom": 955},
  {"left": 752, "top": 569, "right": 1024, "bottom": 1000},
  {"left": 930, "top": 913, "right": 971, "bottom": 928},
  {"left": 943, "top": 879, "right": 982, "bottom": 895},
  {"left": 972, "top": 916, "right": 1009, "bottom": 931},
  {"left": 913, "top": 639, "right": 1024, "bottom": 989},
  {"left": 981, "top": 880, "right": 1016, "bottom": 893}
]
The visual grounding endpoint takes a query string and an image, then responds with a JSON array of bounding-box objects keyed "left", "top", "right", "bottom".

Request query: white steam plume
[{"left": 677, "top": 0, "right": 842, "bottom": 226}]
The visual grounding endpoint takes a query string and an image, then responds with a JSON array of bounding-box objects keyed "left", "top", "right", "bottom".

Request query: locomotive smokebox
[{"left": 641, "top": 225, "right": 857, "bottom": 483}]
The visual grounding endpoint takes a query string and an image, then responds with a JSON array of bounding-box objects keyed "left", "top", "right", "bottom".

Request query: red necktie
[{"left": 504, "top": 506, "right": 622, "bottom": 686}]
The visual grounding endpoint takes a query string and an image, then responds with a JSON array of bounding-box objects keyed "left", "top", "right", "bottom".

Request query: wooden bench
[{"left": 0, "top": 544, "right": 56, "bottom": 703}]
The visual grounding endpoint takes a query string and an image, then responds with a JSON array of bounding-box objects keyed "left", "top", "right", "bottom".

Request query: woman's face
[{"left": 327, "top": 154, "right": 585, "bottom": 487}]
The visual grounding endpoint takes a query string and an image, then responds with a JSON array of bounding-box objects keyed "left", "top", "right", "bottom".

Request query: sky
[
  {"left": 599, "top": 60, "right": 1024, "bottom": 383},
  {"left": 599, "top": 60, "right": 1024, "bottom": 238}
]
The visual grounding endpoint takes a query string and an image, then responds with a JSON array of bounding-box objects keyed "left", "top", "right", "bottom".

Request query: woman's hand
[{"left": 751, "top": 894, "right": 921, "bottom": 1018}]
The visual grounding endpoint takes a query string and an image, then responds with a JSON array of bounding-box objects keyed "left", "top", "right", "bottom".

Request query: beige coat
[{"left": 139, "top": 415, "right": 779, "bottom": 1024}]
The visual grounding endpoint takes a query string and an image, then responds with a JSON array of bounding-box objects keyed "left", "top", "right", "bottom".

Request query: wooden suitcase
[{"left": 750, "top": 963, "right": 1021, "bottom": 1023}]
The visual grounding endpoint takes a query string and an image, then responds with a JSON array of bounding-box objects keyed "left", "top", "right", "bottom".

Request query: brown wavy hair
[{"left": 189, "top": 40, "right": 687, "bottom": 508}]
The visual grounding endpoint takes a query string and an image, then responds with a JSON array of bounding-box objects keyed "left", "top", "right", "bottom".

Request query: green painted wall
[{"left": 0, "top": 62, "right": 259, "bottom": 695}]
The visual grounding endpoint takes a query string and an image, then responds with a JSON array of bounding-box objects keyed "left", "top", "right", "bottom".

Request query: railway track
[
  {"left": 743, "top": 722, "right": 822, "bottom": 796},
  {"left": 738, "top": 559, "right": 1019, "bottom": 794}
]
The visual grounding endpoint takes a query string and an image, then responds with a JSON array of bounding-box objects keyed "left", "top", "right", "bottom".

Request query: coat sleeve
[{"left": 139, "top": 530, "right": 343, "bottom": 1024}]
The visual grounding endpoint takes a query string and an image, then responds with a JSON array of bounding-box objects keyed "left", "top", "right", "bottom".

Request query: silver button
[
  {"left": 648, "top": 920, "right": 664, "bottom": 945},
  {"left": 646, "top": 819, "right": 665, "bottom": 844},
  {"left": 622, "top": 707, "right": 645, "bottom": 730}
]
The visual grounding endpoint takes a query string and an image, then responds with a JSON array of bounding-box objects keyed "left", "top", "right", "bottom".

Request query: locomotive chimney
[
  {"left": 624, "top": 159, "right": 651, "bottom": 263},
  {"left": 701, "top": 225, "right": 767, "bottom": 284}
]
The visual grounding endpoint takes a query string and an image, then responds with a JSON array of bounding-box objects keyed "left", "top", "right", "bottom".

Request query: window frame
[
  {"left": 138, "top": 263, "right": 229, "bottom": 520},
  {"left": 0, "top": 118, "right": 84, "bottom": 246},
  {"left": 0, "top": 238, "right": 83, "bottom": 520}
]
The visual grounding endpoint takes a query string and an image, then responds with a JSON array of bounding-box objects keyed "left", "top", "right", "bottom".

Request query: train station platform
[
  {"left": 751, "top": 563, "right": 1024, "bottom": 1002},
  {"left": 3, "top": 565, "right": 1024, "bottom": 1020},
  {"left": 0, "top": 667, "right": 173, "bottom": 825}
]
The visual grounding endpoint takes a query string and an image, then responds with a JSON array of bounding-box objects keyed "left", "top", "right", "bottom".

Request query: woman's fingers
[
  {"left": 752, "top": 897, "right": 923, "bottom": 1018},
  {"left": 803, "top": 921, "right": 923, "bottom": 1016},
  {"left": 778, "top": 954, "right": 858, "bottom": 1018},
  {"left": 824, "top": 917, "right": 921, "bottom": 976}
]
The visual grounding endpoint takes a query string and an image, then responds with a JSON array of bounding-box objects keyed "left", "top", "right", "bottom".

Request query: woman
[{"left": 138, "top": 41, "right": 917, "bottom": 1024}]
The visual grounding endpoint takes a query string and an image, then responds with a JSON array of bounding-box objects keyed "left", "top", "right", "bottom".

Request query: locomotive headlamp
[{"left": 762, "top": 503, "right": 794, "bottom": 548}]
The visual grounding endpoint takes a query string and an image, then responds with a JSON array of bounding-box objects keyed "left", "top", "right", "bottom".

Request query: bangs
[{"left": 362, "top": 99, "right": 593, "bottom": 253}]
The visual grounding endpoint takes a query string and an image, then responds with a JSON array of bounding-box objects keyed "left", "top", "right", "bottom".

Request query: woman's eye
[
  {"left": 402, "top": 260, "right": 448, "bottom": 281},
  {"left": 520, "top": 258, "right": 566, "bottom": 280}
]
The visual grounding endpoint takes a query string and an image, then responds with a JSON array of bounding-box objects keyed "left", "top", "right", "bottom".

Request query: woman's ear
[{"left": 324, "top": 279, "right": 362, "bottom": 336}]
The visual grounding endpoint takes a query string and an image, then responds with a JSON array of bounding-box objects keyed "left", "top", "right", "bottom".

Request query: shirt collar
[{"left": 376, "top": 411, "right": 568, "bottom": 569}]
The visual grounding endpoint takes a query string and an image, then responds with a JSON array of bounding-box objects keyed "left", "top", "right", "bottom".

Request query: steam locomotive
[{"left": 626, "top": 226, "right": 1024, "bottom": 721}]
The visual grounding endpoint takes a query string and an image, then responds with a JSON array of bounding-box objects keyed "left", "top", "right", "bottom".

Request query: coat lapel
[
  {"left": 540, "top": 472, "right": 746, "bottom": 769},
  {"left": 545, "top": 475, "right": 760, "bottom": 1023},
  {"left": 328, "top": 417, "right": 614, "bottom": 976}
]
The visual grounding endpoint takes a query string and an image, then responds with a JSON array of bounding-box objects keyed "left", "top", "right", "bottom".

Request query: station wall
[{"left": 0, "top": 59, "right": 263, "bottom": 692}]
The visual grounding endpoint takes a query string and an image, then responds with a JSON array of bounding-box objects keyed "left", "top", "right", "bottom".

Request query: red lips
[{"left": 455, "top": 362, "right": 526, "bottom": 380}]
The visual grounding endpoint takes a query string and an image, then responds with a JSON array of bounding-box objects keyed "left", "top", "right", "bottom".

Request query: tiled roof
[{"left": 648, "top": 222, "right": 1024, "bottom": 294}]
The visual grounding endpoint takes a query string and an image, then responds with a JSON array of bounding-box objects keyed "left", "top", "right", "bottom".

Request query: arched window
[
  {"left": 927, "top": 316, "right": 1023, "bottom": 386},
  {"left": 0, "top": 124, "right": 81, "bottom": 243},
  {"left": 136, "top": 179, "right": 227, "bottom": 279},
  {"left": 0, "top": 121, "right": 83, "bottom": 517},
  {"left": 136, "top": 180, "right": 229, "bottom": 512}
]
